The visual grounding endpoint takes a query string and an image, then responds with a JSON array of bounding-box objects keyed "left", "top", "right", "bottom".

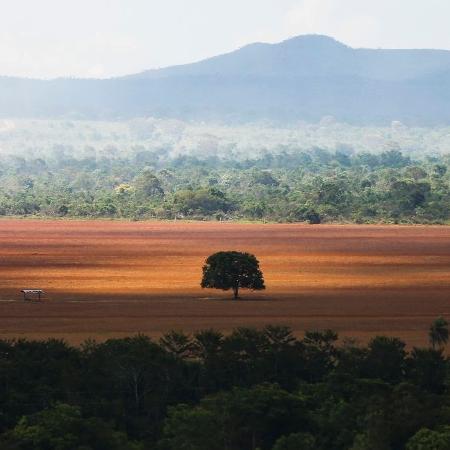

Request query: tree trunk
[{"left": 233, "top": 286, "right": 239, "bottom": 300}]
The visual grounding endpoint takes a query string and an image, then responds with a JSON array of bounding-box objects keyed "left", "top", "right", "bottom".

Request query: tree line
[
  {"left": 0, "top": 319, "right": 449, "bottom": 449},
  {"left": 0, "top": 148, "right": 449, "bottom": 223}
]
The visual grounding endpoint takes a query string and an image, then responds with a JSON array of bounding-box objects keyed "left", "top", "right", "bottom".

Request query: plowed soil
[{"left": 0, "top": 219, "right": 449, "bottom": 346}]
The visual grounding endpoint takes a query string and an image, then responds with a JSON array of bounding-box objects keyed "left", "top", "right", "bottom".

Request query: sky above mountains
[{"left": 2, "top": 0, "right": 450, "bottom": 79}]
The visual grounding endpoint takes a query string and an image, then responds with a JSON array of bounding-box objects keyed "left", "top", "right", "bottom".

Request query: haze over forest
[
  {"left": 1, "top": 33, "right": 450, "bottom": 225},
  {"left": 2, "top": 35, "right": 450, "bottom": 125}
]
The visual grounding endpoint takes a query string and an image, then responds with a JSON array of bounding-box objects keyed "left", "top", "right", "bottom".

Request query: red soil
[{"left": 0, "top": 219, "right": 449, "bottom": 346}]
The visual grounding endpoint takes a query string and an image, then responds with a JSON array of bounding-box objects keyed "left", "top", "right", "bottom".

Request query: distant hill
[{"left": 1, "top": 35, "right": 450, "bottom": 125}]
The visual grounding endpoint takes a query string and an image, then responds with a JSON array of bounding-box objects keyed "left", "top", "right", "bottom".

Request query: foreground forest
[
  {"left": 0, "top": 325, "right": 449, "bottom": 449},
  {"left": 1, "top": 145, "right": 450, "bottom": 223}
]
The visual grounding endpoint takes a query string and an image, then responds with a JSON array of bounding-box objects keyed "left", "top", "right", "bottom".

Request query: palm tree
[
  {"left": 159, "top": 330, "right": 194, "bottom": 358},
  {"left": 429, "top": 316, "right": 449, "bottom": 350}
]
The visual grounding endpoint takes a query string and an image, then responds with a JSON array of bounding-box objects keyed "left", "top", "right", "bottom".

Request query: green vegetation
[
  {"left": 1, "top": 144, "right": 450, "bottom": 223},
  {"left": 201, "top": 251, "right": 265, "bottom": 299},
  {"left": 0, "top": 118, "right": 449, "bottom": 223},
  {"left": 0, "top": 322, "right": 449, "bottom": 449}
]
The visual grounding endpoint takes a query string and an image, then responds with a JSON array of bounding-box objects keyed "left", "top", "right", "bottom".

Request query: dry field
[{"left": 0, "top": 219, "right": 449, "bottom": 347}]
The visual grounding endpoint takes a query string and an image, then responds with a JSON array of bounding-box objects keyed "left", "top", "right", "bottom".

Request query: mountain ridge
[
  {"left": 124, "top": 34, "right": 450, "bottom": 82},
  {"left": 1, "top": 34, "right": 450, "bottom": 125}
]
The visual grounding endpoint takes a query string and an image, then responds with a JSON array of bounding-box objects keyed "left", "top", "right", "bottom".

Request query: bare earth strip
[{"left": 0, "top": 219, "right": 449, "bottom": 347}]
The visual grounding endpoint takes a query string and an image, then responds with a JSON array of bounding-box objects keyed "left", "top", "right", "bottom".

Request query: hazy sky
[{"left": 1, "top": 0, "right": 450, "bottom": 79}]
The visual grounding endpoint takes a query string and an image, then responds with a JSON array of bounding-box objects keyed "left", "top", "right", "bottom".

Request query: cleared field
[{"left": 0, "top": 219, "right": 449, "bottom": 346}]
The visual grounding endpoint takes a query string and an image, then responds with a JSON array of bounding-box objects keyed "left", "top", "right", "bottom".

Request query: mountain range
[{"left": 1, "top": 35, "right": 450, "bottom": 125}]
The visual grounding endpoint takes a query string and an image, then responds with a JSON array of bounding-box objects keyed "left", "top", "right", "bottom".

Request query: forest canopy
[
  {"left": 0, "top": 325, "right": 449, "bottom": 450},
  {"left": 0, "top": 119, "right": 449, "bottom": 224}
]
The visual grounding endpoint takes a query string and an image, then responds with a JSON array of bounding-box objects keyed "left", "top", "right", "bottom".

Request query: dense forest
[
  {"left": 0, "top": 119, "right": 449, "bottom": 223},
  {"left": 1, "top": 145, "right": 450, "bottom": 224},
  {"left": 0, "top": 322, "right": 449, "bottom": 449}
]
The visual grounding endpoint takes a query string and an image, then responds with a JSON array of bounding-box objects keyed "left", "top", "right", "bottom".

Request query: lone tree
[{"left": 201, "top": 251, "right": 265, "bottom": 299}]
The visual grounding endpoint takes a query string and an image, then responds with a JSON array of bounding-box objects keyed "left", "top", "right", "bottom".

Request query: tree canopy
[
  {"left": 201, "top": 251, "right": 265, "bottom": 299},
  {"left": 0, "top": 322, "right": 448, "bottom": 449},
  {"left": 1, "top": 144, "right": 450, "bottom": 224}
]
